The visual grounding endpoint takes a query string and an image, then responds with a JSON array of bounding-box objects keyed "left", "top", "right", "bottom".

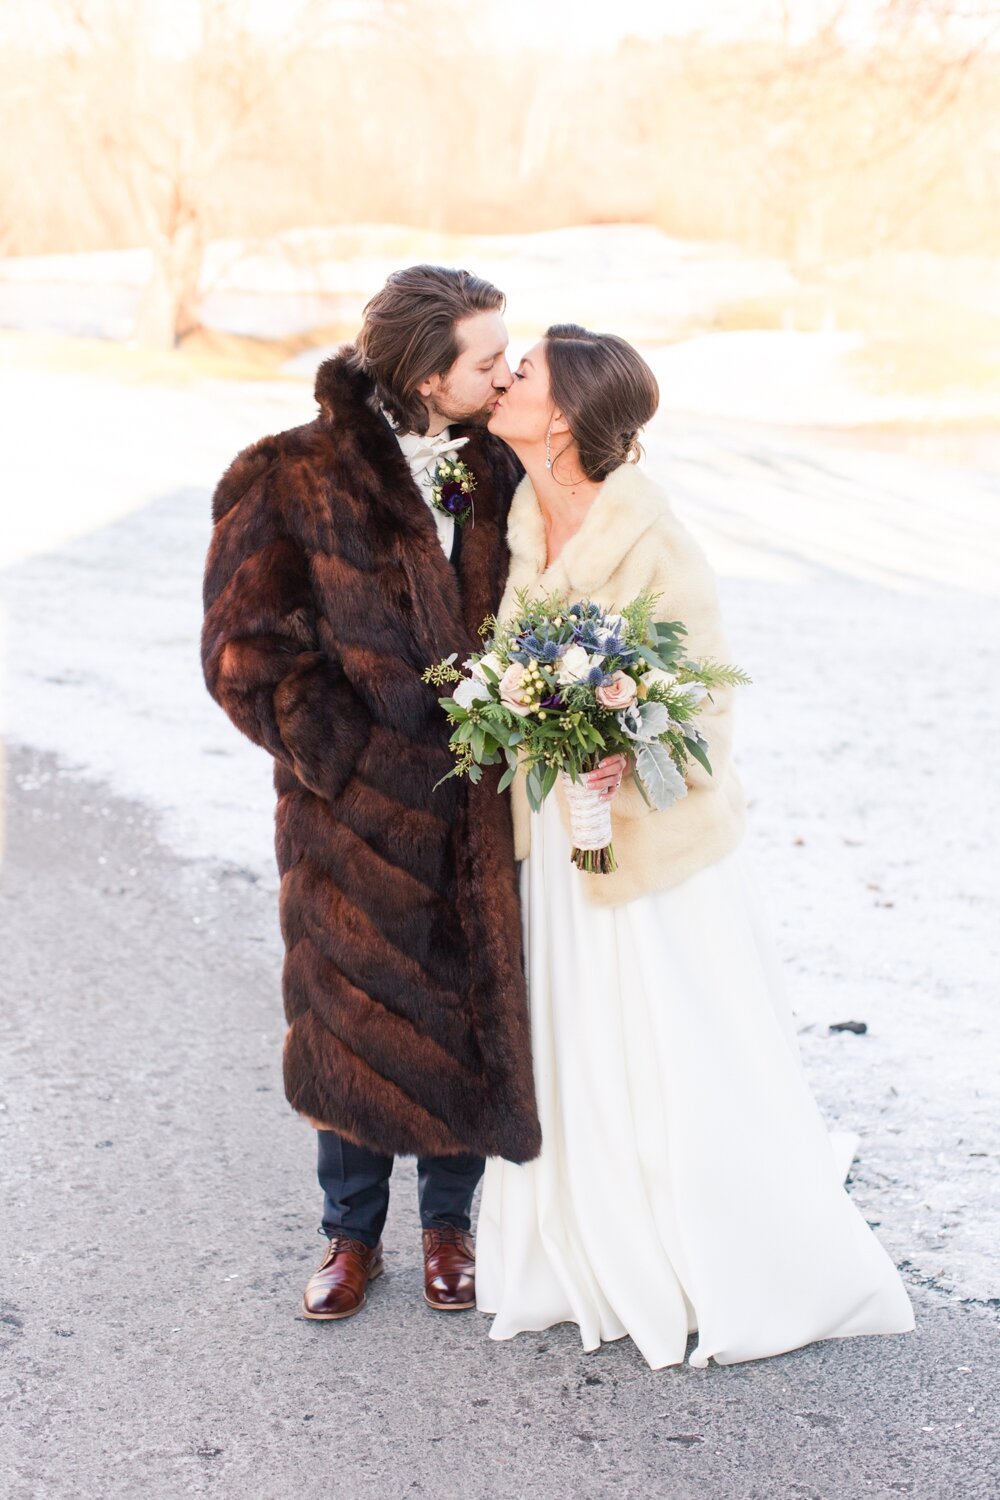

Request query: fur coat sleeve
[{"left": 202, "top": 439, "right": 370, "bottom": 802}]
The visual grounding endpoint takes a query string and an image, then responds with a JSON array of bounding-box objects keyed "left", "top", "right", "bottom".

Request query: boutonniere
[{"left": 430, "top": 456, "right": 477, "bottom": 528}]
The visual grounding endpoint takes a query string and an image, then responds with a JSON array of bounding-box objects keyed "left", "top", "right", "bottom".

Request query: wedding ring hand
[{"left": 584, "top": 754, "right": 628, "bottom": 802}]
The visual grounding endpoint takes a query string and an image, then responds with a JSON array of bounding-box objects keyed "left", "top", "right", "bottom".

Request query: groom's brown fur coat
[{"left": 201, "top": 348, "right": 541, "bottom": 1162}]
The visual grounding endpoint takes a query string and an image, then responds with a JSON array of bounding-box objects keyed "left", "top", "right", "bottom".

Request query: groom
[{"left": 201, "top": 265, "right": 541, "bottom": 1321}]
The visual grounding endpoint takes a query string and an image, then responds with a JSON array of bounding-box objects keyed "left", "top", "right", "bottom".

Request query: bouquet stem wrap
[{"left": 561, "top": 770, "right": 618, "bottom": 875}]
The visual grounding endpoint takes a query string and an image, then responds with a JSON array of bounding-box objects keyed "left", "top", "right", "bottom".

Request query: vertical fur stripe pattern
[{"left": 202, "top": 349, "right": 541, "bottom": 1162}]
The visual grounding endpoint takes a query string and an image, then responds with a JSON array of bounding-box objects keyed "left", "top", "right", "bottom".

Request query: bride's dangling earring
[{"left": 545, "top": 426, "right": 553, "bottom": 470}]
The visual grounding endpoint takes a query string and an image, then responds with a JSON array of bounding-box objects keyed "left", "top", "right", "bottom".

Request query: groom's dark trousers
[{"left": 317, "top": 1130, "right": 485, "bottom": 1248}]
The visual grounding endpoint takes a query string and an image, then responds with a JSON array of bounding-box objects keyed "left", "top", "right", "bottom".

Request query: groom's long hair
[{"left": 353, "top": 264, "right": 505, "bottom": 436}]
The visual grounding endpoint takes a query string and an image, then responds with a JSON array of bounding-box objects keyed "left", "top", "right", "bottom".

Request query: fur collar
[
  {"left": 506, "top": 460, "right": 666, "bottom": 594},
  {"left": 314, "top": 344, "right": 373, "bottom": 421},
  {"left": 313, "top": 345, "right": 415, "bottom": 523},
  {"left": 310, "top": 343, "right": 515, "bottom": 662},
  {"left": 312, "top": 341, "right": 507, "bottom": 522}
]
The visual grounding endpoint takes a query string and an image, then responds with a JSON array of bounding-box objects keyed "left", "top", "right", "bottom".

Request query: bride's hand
[{"left": 584, "top": 753, "right": 628, "bottom": 803}]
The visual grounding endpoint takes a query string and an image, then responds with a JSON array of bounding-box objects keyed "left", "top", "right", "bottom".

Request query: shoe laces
[
  {"left": 321, "top": 1232, "right": 370, "bottom": 1265},
  {"left": 424, "top": 1225, "right": 472, "bottom": 1252}
]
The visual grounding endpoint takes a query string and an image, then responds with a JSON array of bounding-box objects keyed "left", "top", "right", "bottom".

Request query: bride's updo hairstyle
[{"left": 544, "top": 324, "right": 659, "bottom": 482}]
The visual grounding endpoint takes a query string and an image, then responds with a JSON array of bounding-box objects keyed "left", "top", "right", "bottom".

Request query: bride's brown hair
[{"left": 544, "top": 324, "right": 659, "bottom": 482}]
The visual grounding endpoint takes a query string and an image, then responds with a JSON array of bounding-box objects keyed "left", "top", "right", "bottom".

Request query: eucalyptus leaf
[
  {"left": 637, "top": 645, "right": 677, "bottom": 672},
  {"left": 654, "top": 621, "right": 687, "bottom": 646},
  {"left": 485, "top": 722, "right": 512, "bottom": 749},
  {"left": 684, "top": 735, "right": 713, "bottom": 776}
]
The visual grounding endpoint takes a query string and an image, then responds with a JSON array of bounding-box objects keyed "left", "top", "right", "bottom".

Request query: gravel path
[{"left": 1, "top": 751, "right": 997, "bottom": 1500}]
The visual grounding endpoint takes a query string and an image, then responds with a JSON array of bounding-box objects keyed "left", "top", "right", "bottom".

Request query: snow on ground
[
  {"left": 0, "top": 363, "right": 305, "bottom": 567},
  {"left": 646, "top": 331, "right": 1000, "bottom": 426},
  {"left": 1, "top": 352, "right": 997, "bottom": 1310}
]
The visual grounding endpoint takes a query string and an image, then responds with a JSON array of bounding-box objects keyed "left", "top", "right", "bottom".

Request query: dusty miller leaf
[{"left": 635, "top": 741, "right": 688, "bottom": 810}]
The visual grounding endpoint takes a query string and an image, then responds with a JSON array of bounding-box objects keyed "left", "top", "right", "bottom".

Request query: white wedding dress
[{"left": 475, "top": 793, "right": 915, "bottom": 1369}]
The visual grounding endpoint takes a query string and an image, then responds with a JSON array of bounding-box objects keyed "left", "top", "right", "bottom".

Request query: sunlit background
[
  {"left": 3, "top": 2, "right": 999, "bottom": 420},
  {"left": 1, "top": 0, "right": 998, "bottom": 1312}
]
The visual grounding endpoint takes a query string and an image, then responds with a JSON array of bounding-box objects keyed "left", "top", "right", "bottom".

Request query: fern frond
[{"left": 693, "top": 660, "right": 753, "bottom": 688}]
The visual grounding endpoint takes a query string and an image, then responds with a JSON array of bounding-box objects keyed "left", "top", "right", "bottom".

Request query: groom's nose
[{"left": 493, "top": 355, "right": 513, "bottom": 390}]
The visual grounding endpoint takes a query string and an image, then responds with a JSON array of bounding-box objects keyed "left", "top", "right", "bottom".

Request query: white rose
[
  {"left": 453, "top": 676, "right": 491, "bottom": 710},
  {"left": 556, "top": 644, "right": 598, "bottom": 686},
  {"left": 468, "top": 650, "right": 503, "bottom": 683}
]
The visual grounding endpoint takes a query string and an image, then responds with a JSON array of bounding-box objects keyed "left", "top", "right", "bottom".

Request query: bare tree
[
  {"left": 665, "top": 0, "right": 1000, "bottom": 266},
  {"left": 2, "top": 0, "right": 996, "bottom": 303},
  {"left": 49, "top": 0, "right": 397, "bottom": 348}
]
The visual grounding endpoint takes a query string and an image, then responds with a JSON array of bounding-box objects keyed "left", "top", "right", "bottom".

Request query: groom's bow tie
[{"left": 400, "top": 431, "right": 470, "bottom": 477}]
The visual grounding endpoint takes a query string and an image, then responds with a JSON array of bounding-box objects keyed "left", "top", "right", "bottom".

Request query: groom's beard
[{"left": 429, "top": 387, "right": 504, "bottom": 429}]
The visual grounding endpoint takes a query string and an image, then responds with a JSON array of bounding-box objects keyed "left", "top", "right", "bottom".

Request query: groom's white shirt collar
[
  {"left": 395, "top": 427, "right": 469, "bottom": 475},
  {"left": 370, "top": 398, "right": 461, "bottom": 558}
]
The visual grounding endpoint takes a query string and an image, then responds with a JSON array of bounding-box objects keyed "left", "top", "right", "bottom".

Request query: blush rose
[
  {"left": 595, "top": 670, "right": 638, "bottom": 710},
  {"left": 499, "top": 661, "right": 533, "bottom": 716}
]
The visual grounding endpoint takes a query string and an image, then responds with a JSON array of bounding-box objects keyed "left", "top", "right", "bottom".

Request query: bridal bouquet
[{"left": 423, "top": 588, "right": 750, "bottom": 874}]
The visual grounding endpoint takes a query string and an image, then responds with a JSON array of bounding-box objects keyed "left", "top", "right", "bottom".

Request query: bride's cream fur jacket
[{"left": 500, "top": 460, "right": 747, "bottom": 907}]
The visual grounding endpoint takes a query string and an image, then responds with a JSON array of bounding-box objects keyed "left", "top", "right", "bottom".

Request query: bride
[{"left": 475, "top": 323, "right": 914, "bottom": 1369}]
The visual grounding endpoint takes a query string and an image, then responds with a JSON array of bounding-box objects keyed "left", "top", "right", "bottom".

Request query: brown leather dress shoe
[
  {"left": 422, "top": 1226, "right": 476, "bottom": 1311},
  {"left": 302, "top": 1234, "right": 384, "bottom": 1321}
]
